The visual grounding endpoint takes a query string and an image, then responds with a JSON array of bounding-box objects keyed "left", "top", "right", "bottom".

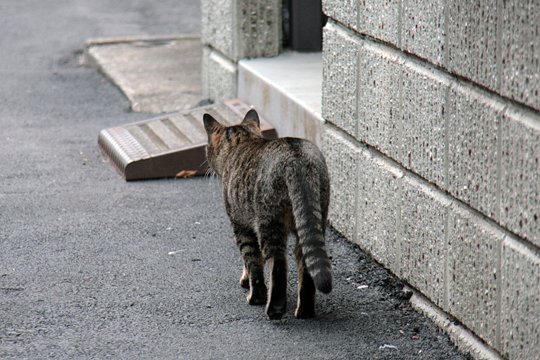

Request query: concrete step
[{"left": 238, "top": 51, "right": 324, "bottom": 147}]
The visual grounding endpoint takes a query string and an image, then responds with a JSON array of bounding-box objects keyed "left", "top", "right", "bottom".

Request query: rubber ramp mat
[{"left": 98, "top": 99, "right": 277, "bottom": 180}]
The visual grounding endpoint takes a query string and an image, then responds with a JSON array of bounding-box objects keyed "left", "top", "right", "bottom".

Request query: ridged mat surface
[{"left": 98, "top": 99, "right": 276, "bottom": 180}]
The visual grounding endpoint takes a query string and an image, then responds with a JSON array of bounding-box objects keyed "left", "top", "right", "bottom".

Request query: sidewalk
[{"left": 0, "top": 1, "right": 468, "bottom": 359}]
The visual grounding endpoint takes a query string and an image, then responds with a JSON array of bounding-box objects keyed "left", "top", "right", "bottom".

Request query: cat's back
[
  {"left": 253, "top": 137, "right": 329, "bottom": 224},
  {"left": 250, "top": 137, "right": 328, "bottom": 199},
  {"left": 258, "top": 137, "right": 326, "bottom": 171},
  {"left": 224, "top": 136, "right": 327, "bottom": 190}
]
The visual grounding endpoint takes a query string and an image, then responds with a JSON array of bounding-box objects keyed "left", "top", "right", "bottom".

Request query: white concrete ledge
[{"left": 238, "top": 51, "right": 324, "bottom": 147}]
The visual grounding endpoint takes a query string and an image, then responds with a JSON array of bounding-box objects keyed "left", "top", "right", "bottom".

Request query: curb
[{"left": 408, "top": 287, "right": 503, "bottom": 360}]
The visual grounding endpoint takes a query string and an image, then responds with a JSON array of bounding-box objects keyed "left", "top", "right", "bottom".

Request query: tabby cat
[{"left": 203, "top": 109, "right": 332, "bottom": 320}]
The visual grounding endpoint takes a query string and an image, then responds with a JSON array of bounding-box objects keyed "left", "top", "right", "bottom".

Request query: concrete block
[
  {"left": 402, "top": 0, "right": 445, "bottom": 65},
  {"left": 321, "top": 126, "right": 360, "bottom": 241},
  {"left": 447, "top": 84, "right": 504, "bottom": 219},
  {"left": 202, "top": 47, "right": 238, "bottom": 102},
  {"left": 501, "top": 237, "right": 540, "bottom": 360},
  {"left": 322, "top": 23, "right": 359, "bottom": 136},
  {"left": 201, "top": 0, "right": 281, "bottom": 62},
  {"left": 356, "top": 149, "right": 403, "bottom": 271},
  {"left": 445, "top": 0, "right": 499, "bottom": 91},
  {"left": 500, "top": 0, "right": 540, "bottom": 111},
  {"left": 322, "top": 0, "right": 357, "bottom": 30},
  {"left": 357, "top": 0, "right": 401, "bottom": 47},
  {"left": 401, "top": 177, "right": 450, "bottom": 307},
  {"left": 447, "top": 204, "right": 504, "bottom": 348},
  {"left": 357, "top": 42, "right": 402, "bottom": 160},
  {"left": 400, "top": 61, "right": 449, "bottom": 186},
  {"left": 237, "top": 0, "right": 281, "bottom": 60},
  {"left": 500, "top": 108, "right": 540, "bottom": 247},
  {"left": 201, "top": 0, "right": 234, "bottom": 57}
]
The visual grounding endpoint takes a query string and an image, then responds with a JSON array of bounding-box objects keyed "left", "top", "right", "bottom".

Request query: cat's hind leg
[
  {"left": 258, "top": 221, "right": 288, "bottom": 320},
  {"left": 294, "top": 242, "right": 316, "bottom": 319},
  {"left": 232, "top": 223, "right": 267, "bottom": 305},
  {"left": 239, "top": 264, "right": 249, "bottom": 289}
]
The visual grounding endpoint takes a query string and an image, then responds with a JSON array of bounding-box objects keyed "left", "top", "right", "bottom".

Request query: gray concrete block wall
[
  {"left": 322, "top": 25, "right": 359, "bottom": 136},
  {"left": 322, "top": 1, "right": 540, "bottom": 357},
  {"left": 201, "top": 48, "right": 237, "bottom": 102},
  {"left": 500, "top": 0, "right": 540, "bottom": 110},
  {"left": 357, "top": 41, "right": 402, "bottom": 160},
  {"left": 400, "top": 61, "right": 449, "bottom": 186},
  {"left": 321, "top": 123, "right": 540, "bottom": 358},
  {"left": 323, "top": 0, "right": 539, "bottom": 112},
  {"left": 402, "top": 0, "right": 445, "bottom": 65},
  {"left": 322, "top": 127, "right": 361, "bottom": 242},
  {"left": 355, "top": 149, "right": 402, "bottom": 271},
  {"left": 322, "top": 19, "right": 540, "bottom": 248},
  {"left": 447, "top": 204, "right": 504, "bottom": 348},
  {"left": 357, "top": 0, "right": 400, "bottom": 47},
  {"left": 321, "top": 0, "right": 357, "bottom": 31},
  {"left": 201, "top": 0, "right": 280, "bottom": 62},
  {"left": 501, "top": 237, "right": 540, "bottom": 360},
  {"left": 236, "top": 0, "right": 281, "bottom": 60},
  {"left": 500, "top": 108, "right": 540, "bottom": 247},
  {"left": 445, "top": 0, "right": 499, "bottom": 92},
  {"left": 446, "top": 85, "right": 503, "bottom": 220},
  {"left": 201, "top": 0, "right": 234, "bottom": 59},
  {"left": 200, "top": 0, "right": 281, "bottom": 102},
  {"left": 401, "top": 177, "right": 449, "bottom": 308}
]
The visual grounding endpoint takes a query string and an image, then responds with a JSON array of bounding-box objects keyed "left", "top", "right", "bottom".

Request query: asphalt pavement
[{"left": 0, "top": 1, "right": 469, "bottom": 359}]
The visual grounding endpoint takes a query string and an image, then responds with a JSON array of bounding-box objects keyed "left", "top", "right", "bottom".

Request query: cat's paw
[
  {"left": 239, "top": 276, "right": 250, "bottom": 289},
  {"left": 239, "top": 266, "right": 250, "bottom": 289},
  {"left": 247, "top": 286, "right": 267, "bottom": 305},
  {"left": 266, "top": 303, "right": 286, "bottom": 320},
  {"left": 294, "top": 306, "right": 315, "bottom": 319}
]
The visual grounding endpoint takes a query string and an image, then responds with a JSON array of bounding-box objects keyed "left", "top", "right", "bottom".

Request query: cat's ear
[
  {"left": 203, "top": 113, "right": 221, "bottom": 134},
  {"left": 241, "top": 109, "right": 260, "bottom": 128}
]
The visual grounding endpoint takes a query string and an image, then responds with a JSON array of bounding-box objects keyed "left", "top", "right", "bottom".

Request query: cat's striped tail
[{"left": 287, "top": 161, "right": 332, "bottom": 294}]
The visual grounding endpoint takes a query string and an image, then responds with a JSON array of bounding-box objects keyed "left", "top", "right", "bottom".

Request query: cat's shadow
[{"left": 249, "top": 284, "right": 383, "bottom": 333}]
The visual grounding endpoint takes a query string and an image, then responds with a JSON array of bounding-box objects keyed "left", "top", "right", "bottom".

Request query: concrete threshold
[
  {"left": 85, "top": 35, "right": 203, "bottom": 113},
  {"left": 238, "top": 51, "right": 324, "bottom": 147}
]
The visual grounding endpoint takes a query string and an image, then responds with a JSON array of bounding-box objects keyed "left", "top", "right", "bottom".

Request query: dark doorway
[{"left": 283, "top": 0, "right": 327, "bottom": 52}]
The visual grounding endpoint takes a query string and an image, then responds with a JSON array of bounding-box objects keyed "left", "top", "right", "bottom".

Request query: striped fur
[{"left": 203, "top": 109, "right": 332, "bottom": 320}]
